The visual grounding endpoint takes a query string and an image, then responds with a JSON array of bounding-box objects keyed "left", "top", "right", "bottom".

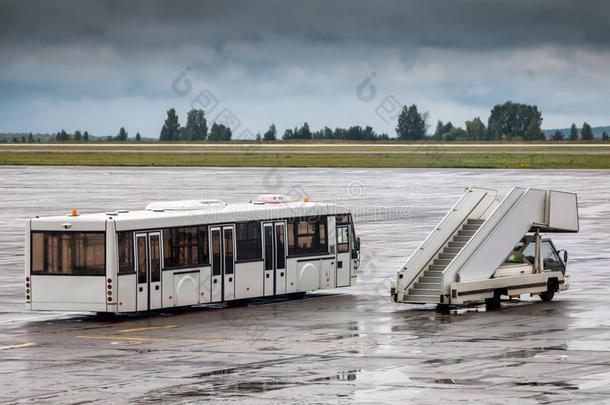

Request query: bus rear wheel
[{"left": 94, "top": 312, "right": 117, "bottom": 321}]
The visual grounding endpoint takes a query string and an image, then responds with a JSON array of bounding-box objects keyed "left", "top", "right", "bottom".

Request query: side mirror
[
  {"left": 559, "top": 249, "right": 568, "bottom": 263},
  {"left": 351, "top": 236, "right": 361, "bottom": 260}
]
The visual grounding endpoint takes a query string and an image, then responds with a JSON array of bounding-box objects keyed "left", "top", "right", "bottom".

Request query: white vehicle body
[
  {"left": 391, "top": 187, "right": 578, "bottom": 306},
  {"left": 25, "top": 196, "right": 360, "bottom": 313}
]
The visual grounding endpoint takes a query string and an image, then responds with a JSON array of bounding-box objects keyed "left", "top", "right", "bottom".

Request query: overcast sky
[{"left": 1, "top": 0, "right": 609, "bottom": 137}]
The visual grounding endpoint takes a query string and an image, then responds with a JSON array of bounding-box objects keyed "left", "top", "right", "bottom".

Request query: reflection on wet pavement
[{"left": 0, "top": 167, "right": 609, "bottom": 403}]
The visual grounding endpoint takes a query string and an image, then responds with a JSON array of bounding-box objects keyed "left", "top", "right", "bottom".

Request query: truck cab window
[{"left": 541, "top": 240, "right": 565, "bottom": 272}]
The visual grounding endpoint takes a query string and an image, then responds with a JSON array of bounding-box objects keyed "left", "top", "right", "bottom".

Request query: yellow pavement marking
[
  {"left": 76, "top": 334, "right": 365, "bottom": 350},
  {"left": 119, "top": 325, "right": 178, "bottom": 333},
  {"left": 0, "top": 342, "right": 36, "bottom": 350},
  {"left": 78, "top": 334, "right": 232, "bottom": 344}
]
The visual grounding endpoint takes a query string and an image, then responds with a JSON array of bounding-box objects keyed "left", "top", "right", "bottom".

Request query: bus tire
[
  {"left": 94, "top": 312, "right": 116, "bottom": 321},
  {"left": 227, "top": 299, "right": 249, "bottom": 307},
  {"left": 540, "top": 290, "right": 554, "bottom": 302}
]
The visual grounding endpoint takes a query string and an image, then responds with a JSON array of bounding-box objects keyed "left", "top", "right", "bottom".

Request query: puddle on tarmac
[
  {"left": 311, "top": 369, "right": 361, "bottom": 382},
  {"left": 141, "top": 380, "right": 296, "bottom": 402},
  {"left": 513, "top": 381, "right": 578, "bottom": 390}
]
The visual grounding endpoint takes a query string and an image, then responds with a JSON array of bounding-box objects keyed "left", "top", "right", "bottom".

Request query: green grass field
[
  {"left": 0, "top": 149, "right": 609, "bottom": 168},
  {"left": 1, "top": 143, "right": 610, "bottom": 153}
]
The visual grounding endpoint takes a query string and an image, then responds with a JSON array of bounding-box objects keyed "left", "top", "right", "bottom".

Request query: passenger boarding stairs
[
  {"left": 403, "top": 218, "right": 485, "bottom": 303},
  {"left": 395, "top": 187, "right": 579, "bottom": 305}
]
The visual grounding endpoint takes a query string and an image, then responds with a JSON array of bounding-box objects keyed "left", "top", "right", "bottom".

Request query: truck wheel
[
  {"left": 485, "top": 296, "right": 501, "bottom": 309},
  {"left": 540, "top": 278, "right": 558, "bottom": 302},
  {"left": 485, "top": 289, "right": 503, "bottom": 310}
]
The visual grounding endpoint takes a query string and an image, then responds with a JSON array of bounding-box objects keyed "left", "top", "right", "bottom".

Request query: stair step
[
  {"left": 414, "top": 282, "right": 441, "bottom": 290},
  {"left": 463, "top": 224, "right": 481, "bottom": 231},
  {"left": 434, "top": 259, "right": 453, "bottom": 266},
  {"left": 420, "top": 276, "right": 441, "bottom": 283},
  {"left": 453, "top": 236, "right": 471, "bottom": 243},
  {"left": 429, "top": 264, "right": 446, "bottom": 271},
  {"left": 403, "top": 294, "right": 441, "bottom": 304},
  {"left": 448, "top": 241, "right": 466, "bottom": 248},
  {"left": 409, "top": 288, "right": 440, "bottom": 296},
  {"left": 439, "top": 253, "right": 457, "bottom": 260},
  {"left": 467, "top": 219, "right": 485, "bottom": 225},
  {"left": 443, "top": 247, "right": 462, "bottom": 254},
  {"left": 457, "top": 230, "right": 476, "bottom": 237}
]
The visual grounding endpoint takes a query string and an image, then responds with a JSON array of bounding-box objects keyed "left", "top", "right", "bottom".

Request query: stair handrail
[
  {"left": 397, "top": 187, "right": 496, "bottom": 293},
  {"left": 440, "top": 187, "right": 537, "bottom": 292}
]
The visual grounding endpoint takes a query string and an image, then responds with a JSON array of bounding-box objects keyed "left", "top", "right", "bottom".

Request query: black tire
[
  {"left": 485, "top": 296, "right": 501, "bottom": 310},
  {"left": 227, "top": 299, "right": 249, "bottom": 307},
  {"left": 485, "top": 290, "right": 503, "bottom": 310},
  {"left": 540, "top": 278, "right": 558, "bottom": 302},
  {"left": 94, "top": 312, "right": 117, "bottom": 321}
]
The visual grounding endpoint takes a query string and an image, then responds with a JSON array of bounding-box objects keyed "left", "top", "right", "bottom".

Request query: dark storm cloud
[
  {"left": 1, "top": 0, "right": 609, "bottom": 136},
  {"left": 1, "top": 0, "right": 609, "bottom": 50}
]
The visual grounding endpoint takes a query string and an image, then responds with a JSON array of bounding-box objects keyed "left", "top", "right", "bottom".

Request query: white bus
[{"left": 25, "top": 195, "right": 360, "bottom": 314}]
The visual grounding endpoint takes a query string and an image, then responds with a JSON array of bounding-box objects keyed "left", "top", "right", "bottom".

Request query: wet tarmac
[{"left": 0, "top": 167, "right": 609, "bottom": 404}]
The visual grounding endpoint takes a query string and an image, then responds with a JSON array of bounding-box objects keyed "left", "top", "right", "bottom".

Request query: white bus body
[{"left": 25, "top": 196, "right": 360, "bottom": 313}]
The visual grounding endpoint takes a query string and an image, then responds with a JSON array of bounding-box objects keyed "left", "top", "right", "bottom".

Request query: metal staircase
[
  {"left": 394, "top": 187, "right": 579, "bottom": 306},
  {"left": 402, "top": 218, "right": 485, "bottom": 303}
]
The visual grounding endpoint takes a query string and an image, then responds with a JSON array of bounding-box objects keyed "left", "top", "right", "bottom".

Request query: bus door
[
  {"left": 210, "top": 226, "right": 235, "bottom": 302},
  {"left": 135, "top": 231, "right": 162, "bottom": 311},
  {"left": 263, "top": 221, "right": 287, "bottom": 296}
]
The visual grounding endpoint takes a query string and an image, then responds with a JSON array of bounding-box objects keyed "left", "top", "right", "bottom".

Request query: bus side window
[
  {"left": 211, "top": 230, "right": 221, "bottom": 276},
  {"left": 287, "top": 216, "right": 328, "bottom": 256},
  {"left": 236, "top": 221, "right": 262, "bottom": 261},
  {"left": 336, "top": 214, "right": 350, "bottom": 225},
  {"left": 118, "top": 232, "right": 134, "bottom": 274},
  {"left": 136, "top": 236, "right": 147, "bottom": 284},
  {"left": 337, "top": 226, "right": 349, "bottom": 253}
]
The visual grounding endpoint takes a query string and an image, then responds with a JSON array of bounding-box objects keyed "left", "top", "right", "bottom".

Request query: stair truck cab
[
  {"left": 391, "top": 187, "right": 578, "bottom": 307},
  {"left": 25, "top": 195, "right": 360, "bottom": 314}
]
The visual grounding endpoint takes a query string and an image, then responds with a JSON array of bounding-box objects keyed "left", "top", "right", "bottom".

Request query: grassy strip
[
  {"left": 1, "top": 144, "right": 610, "bottom": 153},
  {"left": 0, "top": 152, "right": 609, "bottom": 168}
]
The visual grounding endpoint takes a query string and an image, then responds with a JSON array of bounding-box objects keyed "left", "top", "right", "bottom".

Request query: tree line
[
  {"left": 396, "top": 101, "right": 607, "bottom": 142},
  {"left": 160, "top": 108, "right": 232, "bottom": 141},
  {"left": 550, "top": 122, "right": 605, "bottom": 141},
  {"left": 4, "top": 101, "right": 607, "bottom": 143}
]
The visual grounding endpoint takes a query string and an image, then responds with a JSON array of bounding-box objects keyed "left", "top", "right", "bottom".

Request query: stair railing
[{"left": 397, "top": 187, "right": 497, "bottom": 294}]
